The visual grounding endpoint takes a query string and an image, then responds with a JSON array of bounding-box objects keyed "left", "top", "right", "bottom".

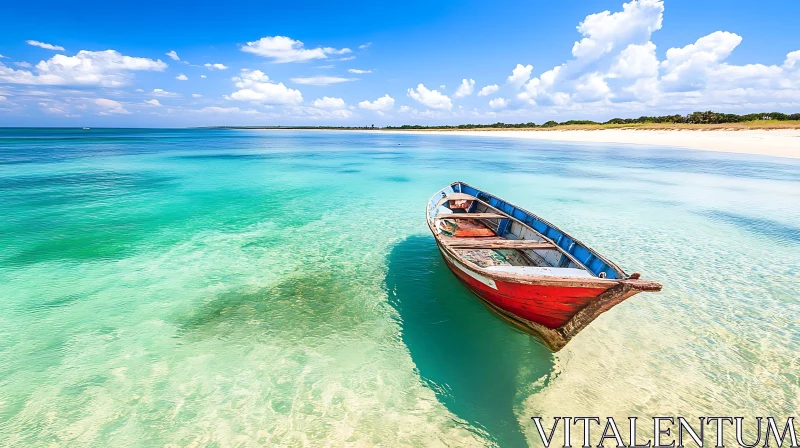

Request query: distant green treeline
[
  {"left": 385, "top": 111, "right": 800, "bottom": 130},
  {"left": 209, "top": 110, "right": 800, "bottom": 131}
]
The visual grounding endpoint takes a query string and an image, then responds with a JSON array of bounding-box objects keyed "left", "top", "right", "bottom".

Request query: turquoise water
[{"left": 0, "top": 128, "right": 798, "bottom": 447}]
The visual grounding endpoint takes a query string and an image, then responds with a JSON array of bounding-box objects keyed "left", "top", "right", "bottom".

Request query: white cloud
[
  {"left": 95, "top": 98, "right": 130, "bottom": 114},
  {"left": 26, "top": 40, "right": 65, "bottom": 51},
  {"left": 317, "top": 64, "right": 334, "bottom": 69},
  {"left": 785, "top": 51, "right": 800, "bottom": 70},
  {"left": 14, "top": 62, "right": 33, "bottom": 68},
  {"left": 176, "top": 73, "right": 188, "bottom": 81},
  {"left": 337, "top": 56, "right": 356, "bottom": 61},
  {"left": 488, "top": 97, "right": 508, "bottom": 109},
  {"left": 290, "top": 76, "right": 354, "bottom": 85},
  {"left": 660, "top": 31, "right": 742, "bottom": 92},
  {"left": 517, "top": 0, "right": 664, "bottom": 107},
  {"left": 204, "top": 63, "right": 228, "bottom": 70},
  {"left": 287, "top": 106, "right": 353, "bottom": 119},
  {"left": 359, "top": 42, "right": 372, "bottom": 50},
  {"left": 608, "top": 42, "right": 659, "bottom": 78},
  {"left": 192, "top": 106, "right": 262, "bottom": 115},
  {"left": 241, "top": 36, "right": 351, "bottom": 63},
  {"left": 152, "top": 88, "right": 179, "bottom": 97},
  {"left": 477, "top": 84, "right": 499, "bottom": 96},
  {"left": 145, "top": 99, "right": 162, "bottom": 106},
  {"left": 192, "top": 93, "right": 203, "bottom": 98},
  {"left": 358, "top": 94, "right": 394, "bottom": 111},
  {"left": 229, "top": 69, "right": 303, "bottom": 105},
  {"left": 0, "top": 50, "right": 166, "bottom": 87},
  {"left": 0, "top": 54, "right": 6, "bottom": 59},
  {"left": 453, "top": 78, "right": 475, "bottom": 98},
  {"left": 347, "top": 69, "right": 372, "bottom": 74},
  {"left": 407, "top": 84, "right": 452, "bottom": 110},
  {"left": 571, "top": 0, "right": 663, "bottom": 60},
  {"left": 313, "top": 96, "right": 346, "bottom": 109},
  {"left": 507, "top": 64, "right": 533, "bottom": 89},
  {"left": 200, "top": 75, "right": 207, "bottom": 78},
  {"left": 166, "top": 50, "right": 180, "bottom": 61},
  {"left": 573, "top": 73, "right": 611, "bottom": 102}
]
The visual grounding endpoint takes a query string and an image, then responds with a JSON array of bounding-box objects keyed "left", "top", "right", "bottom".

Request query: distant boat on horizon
[
  {"left": 427, "top": 181, "right": 662, "bottom": 351},
  {"left": 82, "top": 127, "right": 90, "bottom": 130}
]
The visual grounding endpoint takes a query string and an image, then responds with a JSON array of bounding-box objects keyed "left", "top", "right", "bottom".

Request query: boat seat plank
[
  {"left": 444, "top": 238, "right": 555, "bottom": 250},
  {"left": 435, "top": 213, "right": 506, "bottom": 220}
]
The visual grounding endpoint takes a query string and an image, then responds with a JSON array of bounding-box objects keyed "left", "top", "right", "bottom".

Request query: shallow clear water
[{"left": 0, "top": 128, "right": 798, "bottom": 447}]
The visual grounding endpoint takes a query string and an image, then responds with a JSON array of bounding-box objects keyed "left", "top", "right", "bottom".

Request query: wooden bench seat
[{"left": 444, "top": 238, "right": 555, "bottom": 250}]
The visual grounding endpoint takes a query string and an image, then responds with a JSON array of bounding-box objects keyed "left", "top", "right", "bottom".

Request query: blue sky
[{"left": 1, "top": 0, "right": 799, "bottom": 127}]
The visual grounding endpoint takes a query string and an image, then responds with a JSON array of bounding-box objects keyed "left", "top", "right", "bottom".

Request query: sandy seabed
[{"left": 383, "top": 129, "right": 800, "bottom": 159}]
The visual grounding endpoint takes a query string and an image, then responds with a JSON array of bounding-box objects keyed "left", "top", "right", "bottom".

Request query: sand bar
[{"left": 382, "top": 129, "right": 800, "bottom": 159}]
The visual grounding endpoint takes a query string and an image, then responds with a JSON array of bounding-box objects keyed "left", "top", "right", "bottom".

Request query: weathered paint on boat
[{"left": 427, "top": 181, "right": 662, "bottom": 351}]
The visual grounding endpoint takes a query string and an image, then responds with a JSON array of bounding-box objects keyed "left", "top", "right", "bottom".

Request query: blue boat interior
[{"left": 428, "top": 182, "right": 627, "bottom": 280}]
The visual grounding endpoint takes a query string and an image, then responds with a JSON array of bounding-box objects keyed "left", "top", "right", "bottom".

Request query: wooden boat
[{"left": 427, "top": 181, "right": 662, "bottom": 351}]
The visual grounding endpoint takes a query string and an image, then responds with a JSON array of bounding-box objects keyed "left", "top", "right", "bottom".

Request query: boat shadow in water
[{"left": 386, "top": 235, "right": 556, "bottom": 448}]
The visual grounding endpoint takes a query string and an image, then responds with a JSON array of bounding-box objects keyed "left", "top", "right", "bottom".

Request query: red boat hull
[
  {"left": 438, "top": 247, "right": 604, "bottom": 327},
  {"left": 436, "top": 244, "right": 645, "bottom": 350},
  {"left": 427, "top": 182, "right": 662, "bottom": 351}
]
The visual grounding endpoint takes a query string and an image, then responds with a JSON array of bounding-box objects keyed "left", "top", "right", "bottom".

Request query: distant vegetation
[
  {"left": 385, "top": 111, "right": 800, "bottom": 130},
  {"left": 208, "top": 111, "right": 800, "bottom": 131}
]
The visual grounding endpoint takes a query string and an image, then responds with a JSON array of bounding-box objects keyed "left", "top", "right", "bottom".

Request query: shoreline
[
  {"left": 377, "top": 129, "right": 800, "bottom": 159},
  {"left": 240, "top": 128, "right": 800, "bottom": 159}
]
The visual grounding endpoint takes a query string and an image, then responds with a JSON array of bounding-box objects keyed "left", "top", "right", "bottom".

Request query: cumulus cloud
[
  {"left": 166, "top": 50, "right": 180, "bottom": 61},
  {"left": 0, "top": 50, "right": 167, "bottom": 87},
  {"left": 200, "top": 74, "right": 207, "bottom": 78},
  {"left": 176, "top": 73, "right": 188, "bottom": 81},
  {"left": 407, "top": 84, "right": 452, "bottom": 110},
  {"left": 228, "top": 69, "right": 303, "bottom": 105},
  {"left": 145, "top": 99, "right": 162, "bottom": 106},
  {"left": 241, "top": 36, "right": 351, "bottom": 63},
  {"left": 204, "top": 63, "right": 228, "bottom": 70},
  {"left": 152, "top": 88, "right": 179, "bottom": 97},
  {"left": 15, "top": 62, "right": 33, "bottom": 68},
  {"left": 191, "top": 93, "right": 203, "bottom": 98},
  {"left": 26, "top": 40, "right": 65, "bottom": 51},
  {"left": 608, "top": 41, "right": 659, "bottom": 79},
  {"left": 506, "top": 0, "right": 800, "bottom": 113},
  {"left": 489, "top": 97, "right": 508, "bottom": 109},
  {"left": 453, "top": 78, "right": 475, "bottom": 98},
  {"left": 313, "top": 96, "right": 346, "bottom": 109},
  {"left": 659, "top": 31, "right": 742, "bottom": 92},
  {"left": 507, "top": 64, "right": 533, "bottom": 89},
  {"left": 358, "top": 94, "right": 394, "bottom": 111},
  {"left": 359, "top": 43, "right": 372, "bottom": 50},
  {"left": 290, "top": 76, "right": 354, "bottom": 85},
  {"left": 347, "top": 69, "right": 372, "bottom": 74},
  {"left": 95, "top": 98, "right": 130, "bottom": 114},
  {"left": 572, "top": 0, "right": 663, "bottom": 60},
  {"left": 477, "top": 84, "right": 499, "bottom": 96},
  {"left": 517, "top": 0, "right": 664, "bottom": 106}
]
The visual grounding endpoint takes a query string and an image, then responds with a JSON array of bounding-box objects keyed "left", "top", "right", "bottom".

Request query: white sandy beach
[{"left": 384, "top": 129, "right": 800, "bottom": 159}]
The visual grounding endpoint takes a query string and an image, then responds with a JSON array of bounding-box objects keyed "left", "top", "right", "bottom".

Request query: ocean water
[{"left": 0, "top": 128, "right": 798, "bottom": 447}]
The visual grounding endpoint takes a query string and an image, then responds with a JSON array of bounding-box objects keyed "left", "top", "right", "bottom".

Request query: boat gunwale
[{"left": 426, "top": 182, "right": 660, "bottom": 291}]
